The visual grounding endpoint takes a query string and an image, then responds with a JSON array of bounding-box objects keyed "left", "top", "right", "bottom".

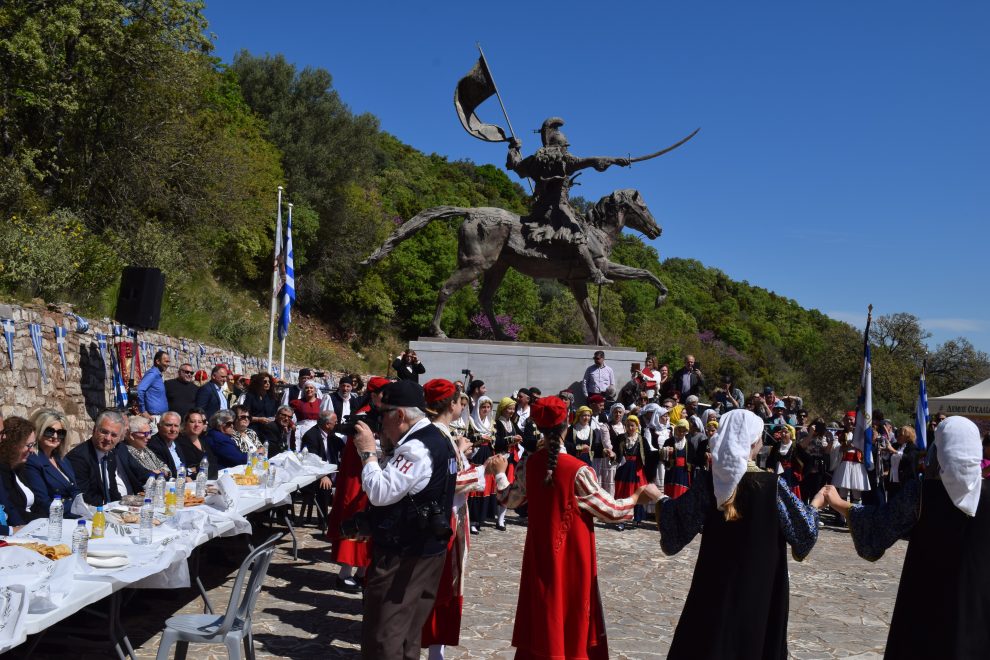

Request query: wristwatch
[{"left": 359, "top": 451, "right": 376, "bottom": 461}]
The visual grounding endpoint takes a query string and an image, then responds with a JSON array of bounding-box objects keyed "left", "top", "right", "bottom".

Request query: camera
[
  {"left": 461, "top": 368, "right": 471, "bottom": 376},
  {"left": 416, "top": 501, "right": 453, "bottom": 542},
  {"left": 336, "top": 409, "right": 383, "bottom": 437},
  {"left": 340, "top": 511, "right": 372, "bottom": 539}
]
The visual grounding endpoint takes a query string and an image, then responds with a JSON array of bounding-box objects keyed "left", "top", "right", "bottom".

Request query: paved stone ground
[{"left": 22, "top": 511, "right": 904, "bottom": 659}]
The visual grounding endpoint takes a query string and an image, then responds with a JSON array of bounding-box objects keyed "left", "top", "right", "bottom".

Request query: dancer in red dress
[
  {"left": 421, "top": 380, "right": 485, "bottom": 659},
  {"left": 326, "top": 375, "right": 390, "bottom": 590},
  {"left": 491, "top": 397, "right": 661, "bottom": 659}
]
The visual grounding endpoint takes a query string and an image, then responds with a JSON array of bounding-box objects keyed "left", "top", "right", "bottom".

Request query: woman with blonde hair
[
  {"left": 658, "top": 409, "right": 825, "bottom": 659},
  {"left": 23, "top": 408, "right": 81, "bottom": 517}
]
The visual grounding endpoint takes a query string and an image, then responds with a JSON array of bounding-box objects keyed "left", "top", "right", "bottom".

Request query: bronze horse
[{"left": 362, "top": 189, "right": 668, "bottom": 345}]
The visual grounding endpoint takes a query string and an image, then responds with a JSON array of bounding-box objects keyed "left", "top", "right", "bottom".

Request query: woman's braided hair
[{"left": 543, "top": 422, "right": 568, "bottom": 486}]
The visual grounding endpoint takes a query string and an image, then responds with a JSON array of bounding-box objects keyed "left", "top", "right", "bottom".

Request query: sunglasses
[
  {"left": 43, "top": 428, "right": 68, "bottom": 440},
  {"left": 25, "top": 442, "right": 37, "bottom": 450},
  {"left": 237, "top": 415, "right": 251, "bottom": 420},
  {"left": 130, "top": 431, "right": 151, "bottom": 438},
  {"left": 179, "top": 370, "right": 194, "bottom": 375}
]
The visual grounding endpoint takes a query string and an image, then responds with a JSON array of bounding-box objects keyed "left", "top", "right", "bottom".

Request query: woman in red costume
[
  {"left": 490, "top": 396, "right": 661, "bottom": 659},
  {"left": 325, "top": 375, "right": 391, "bottom": 591},
  {"left": 421, "top": 379, "right": 485, "bottom": 660}
]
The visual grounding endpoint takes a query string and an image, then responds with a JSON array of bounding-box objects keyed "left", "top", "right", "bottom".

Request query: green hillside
[{"left": 1, "top": 1, "right": 986, "bottom": 421}]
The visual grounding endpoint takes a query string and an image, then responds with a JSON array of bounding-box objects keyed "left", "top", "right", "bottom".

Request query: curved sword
[{"left": 628, "top": 128, "right": 700, "bottom": 164}]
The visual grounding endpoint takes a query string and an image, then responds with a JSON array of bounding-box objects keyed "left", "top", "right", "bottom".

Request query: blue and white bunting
[
  {"left": 29, "top": 323, "right": 48, "bottom": 384},
  {"left": 1, "top": 318, "right": 15, "bottom": 370},
  {"left": 71, "top": 313, "right": 90, "bottom": 333},
  {"left": 54, "top": 325, "right": 68, "bottom": 378}
]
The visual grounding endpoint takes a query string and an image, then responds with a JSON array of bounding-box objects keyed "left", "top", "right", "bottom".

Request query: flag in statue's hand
[{"left": 455, "top": 57, "right": 508, "bottom": 142}]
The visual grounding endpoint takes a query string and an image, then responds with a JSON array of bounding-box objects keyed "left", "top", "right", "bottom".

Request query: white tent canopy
[{"left": 929, "top": 377, "right": 990, "bottom": 417}]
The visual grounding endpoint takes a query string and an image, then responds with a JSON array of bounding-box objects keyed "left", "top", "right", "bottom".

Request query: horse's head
[{"left": 587, "top": 189, "right": 661, "bottom": 240}]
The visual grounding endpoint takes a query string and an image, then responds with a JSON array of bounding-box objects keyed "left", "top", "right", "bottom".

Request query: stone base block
[{"left": 408, "top": 338, "right": 645, "bottom": 404}]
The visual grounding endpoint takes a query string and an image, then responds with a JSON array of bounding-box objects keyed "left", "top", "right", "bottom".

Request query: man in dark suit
[
  {"left": 300, "top": 410, "right": 341, "bottom": 522},
  {"left": 66, "top": 411, "right": 126, "bottom": 506},
  {"left": 258, "top": 405, "right": 296, "bottom": 456},
  {"left": 148, "top": 411, "right": 182, "bottom": 476},
  {"left": 672, "top": 354, "right": 705, "bottom": 400},
  {"left": 194, "top": 364, "right": 229, "bottom": 421}
]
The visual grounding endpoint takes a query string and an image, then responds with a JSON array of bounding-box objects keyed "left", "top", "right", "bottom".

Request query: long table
[{"left": 0, "top": 457, "right": 335, "bottom": 657}]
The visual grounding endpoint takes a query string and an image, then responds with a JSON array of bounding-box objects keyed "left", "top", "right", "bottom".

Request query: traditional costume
[
  {"left": 832, "top": 436, "right": 870, "bottom": 498},
  {"left": 663, "top": 420, "right": 692, "bottom": 499},
  {"left": 766, "top": 429, "right": 801, "bottom": 498},
  {"left": 495, "top": 396, "right": 640, "bottom": 660},
  {"left": 659, "top": 410, "right": 820, "bottom": 660},
  {"left": 845, "top": 417, "right": 990, "bottom": 659},
  {"left": 467, "top": 396, "right": 499, "bottom": 533},
  {"left": 566, "top": 406, "right": 595, "bottom": 466},
  {"left": 596, "top": 403, "right": 624, "bottom": 496},
  {"left": 421, "top": 381, "right": 485, "bottom": 658}
]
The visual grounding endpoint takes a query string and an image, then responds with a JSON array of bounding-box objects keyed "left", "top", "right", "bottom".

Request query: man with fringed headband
[{"left": 489, "top": 396, "right": 661, "bottom": 659}]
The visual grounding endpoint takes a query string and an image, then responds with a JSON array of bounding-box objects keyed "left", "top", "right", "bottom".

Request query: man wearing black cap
[
  {"left": 281, "top": 368, "right": 315, "bottom": 406},
  {"left": 329, "top": 375, "right": 354, "bottom": 422},
  {"left": 352, "top": 380, "right": 456, "bottom": 659}
]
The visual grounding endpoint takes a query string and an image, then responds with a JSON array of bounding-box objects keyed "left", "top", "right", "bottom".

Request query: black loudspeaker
[{"left": 114, "top": 267, "right": 165, "bottom": 330}]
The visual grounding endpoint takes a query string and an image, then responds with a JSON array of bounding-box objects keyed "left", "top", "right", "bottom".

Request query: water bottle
[
  {"left": 47, "top": 495, "right": 64, "bottom": 543},
  {"left": 195, "top": 467, "right": 208, "bottom": 498},
  {"left": 199, "top": 455, "right": 210, "bottom": 480},
  {"left": 153, "top": 473, "right": 166, "bottom": 511},
  {"left": 263, "top": 440, "right": 269, "bottom": 457},
  {"left": 266, "top": 464, "right": 277, "bottom": 489},
  {"left": 71, "top": 520, "right": 89, "bottom": 558},
  {"left": 175, "top": 464, "right": 186, "bottom": 508},
  {"left": 138, "top": 498, "right": 154, "bottom": 544},
  {"left": 302, "top": 445, "right": 309, "bottom": 458}
]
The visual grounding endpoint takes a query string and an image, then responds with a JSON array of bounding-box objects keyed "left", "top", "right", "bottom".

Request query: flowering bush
[{"left": 469, "top": 312, "right": 521, "bottom": 341}]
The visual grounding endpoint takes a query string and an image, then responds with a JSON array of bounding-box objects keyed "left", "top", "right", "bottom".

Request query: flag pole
[
  {"left": 267, "top": 186, "right": 283, "bottom": 373},
  {"left": 476, "top": 43, "right": 516, "bottom": 140},
  {"left": 476, "top": 43, "right": 533, "bottom": 194},
  {"left": 279, "top": 202, "right": 292, "bottom": 378}
]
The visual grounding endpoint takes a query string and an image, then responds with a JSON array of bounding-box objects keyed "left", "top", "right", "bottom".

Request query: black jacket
[
  {"left": 392, "top": 358, "right": 426, "bottom": 383},
  {"left": 148, "top": 433, "right": 179, "bottom": 476},
  {"left": 194, "top": 382, "right": 227, "bottom": 421},
  {"left": 66, "top": 439, "right": 122, "bottom": 506},
  {"left": 175, "top": 434, "right": 219, "bottom": 479},
  {"left": 0, "top": 463, "right": 34, "bottom": 533},
  {"left": 164, "top": 378, "right": 199, "bottom": 419},
  {"left": 672, "top": 366, "right": 705, "bottom": 399},
  {"left": 114, "top": 443, "right": 155, "bottom": 495},
  {"left": 258, "top": 421, "right": 294, "bottom": 457},
  {"left": 300, "top": 425, "right": 344, "bottom": 465}
]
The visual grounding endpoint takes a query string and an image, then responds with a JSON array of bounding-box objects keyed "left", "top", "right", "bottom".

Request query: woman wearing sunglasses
[{"left": 22, "top": 408, "right": 82, "bottom": 518}]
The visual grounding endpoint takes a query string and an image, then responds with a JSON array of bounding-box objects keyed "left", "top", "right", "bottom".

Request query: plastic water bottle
[
  {"left": 175, "top": 464, "right": 186, "bottom": 508},
  {"left": 263, "top": 440, "right": 269, "bottom": 457},
  {"left": 195, "top": 466, "right": 208, "bottom": 498},
  {"left": 71, "top": 520, "right": 89, "bottom": 558},
  {"left": 153, "top": 473, "right": 166, "bottom": 511},
  {"left": 138, "top": 498, "right": 154, "bottom": 544},
  {"left": 47, "top": 495, "right": 64, "bottom": 542},
  {"left": 199, "top": 455, "right": 210, "bottom": 480},
  {"left": 91, "top": 506, "right": 106, "bottom": 539},
  {"left": 266, "top": 464, "right": 277, "bottom": 489}
]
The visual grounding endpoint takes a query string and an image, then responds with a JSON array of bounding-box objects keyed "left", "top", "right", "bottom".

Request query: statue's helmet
[{"left": 539, "top": 117, "right": 568, "bottom": 148}]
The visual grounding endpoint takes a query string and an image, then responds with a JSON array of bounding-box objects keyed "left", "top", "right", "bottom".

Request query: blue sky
[{"left": 204, "top": 1, "right": 990, "bottom": 352}]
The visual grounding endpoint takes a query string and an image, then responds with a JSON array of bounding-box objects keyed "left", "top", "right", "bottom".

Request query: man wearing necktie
[
  {"left": 194, "top": 364, "right": 230, "bottom": 420},
  {"left": 66, "top": 411, "right": 125, "bottom": 506}
]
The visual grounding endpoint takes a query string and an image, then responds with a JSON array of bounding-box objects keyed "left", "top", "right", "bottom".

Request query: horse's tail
[{"left": 361, "top": 206, "right": 468, "bottom": 266}]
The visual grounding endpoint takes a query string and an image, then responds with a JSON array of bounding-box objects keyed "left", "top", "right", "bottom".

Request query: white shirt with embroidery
[{"left": 361, "top": 417, "right": 439, "bottom": 507}]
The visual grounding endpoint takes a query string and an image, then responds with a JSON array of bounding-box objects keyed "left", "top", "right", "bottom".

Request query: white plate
[{"left": 87, "top": 555, "right": 129, "bottom": 568}]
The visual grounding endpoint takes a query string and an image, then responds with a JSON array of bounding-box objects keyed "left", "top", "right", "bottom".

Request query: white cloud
[{"left": 920, "top": 318, "right": 989, "bottom": 333}]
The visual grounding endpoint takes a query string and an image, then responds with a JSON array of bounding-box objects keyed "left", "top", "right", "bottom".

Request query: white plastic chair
[{"left": 155, "top": 533, "right": 283, "bottom": 660}]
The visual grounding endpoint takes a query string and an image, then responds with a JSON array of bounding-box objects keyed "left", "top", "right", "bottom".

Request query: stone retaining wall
[{"left": 0, "top": 301, "right": 300, "bottom": 447}]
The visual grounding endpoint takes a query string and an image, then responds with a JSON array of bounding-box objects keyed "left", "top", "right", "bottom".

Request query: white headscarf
[
  {"left": 470, "top": 395, "right": 495, "bottom": 434},
  {"left": 935, "top": 416, "right": 983, "bottom": 517},
  {"left": 710, "top": 409, "right": 766, "bottom": 510}
]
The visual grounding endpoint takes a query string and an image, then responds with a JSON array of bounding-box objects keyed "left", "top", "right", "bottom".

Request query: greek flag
[
  {"left": 54, "top": 325, "right": 68, "bottom": 378},
  {"left": 96, "top": 333, "right": 108, "bottom": 364},
  {"left": 29, "top": 323, "right": 48, "bottom": 384},
  {"left": 1, "top": 318, "right": 15, "bottom": 370},
  {"left": 277, "top": 204, "right": 296, "bottom": 342},
  {"left": 914, "top": 364, "right": 929, "bottom": 451},
  {"left": 109, "top": 347, "right": 129, "bottom": 408},
  {"left": 853, "top": 339, "right": 874, "bottom": 470}
]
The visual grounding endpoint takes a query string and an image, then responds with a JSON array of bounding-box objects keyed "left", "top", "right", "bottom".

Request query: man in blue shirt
[{"left": 137, "top": 350, "right": 171, "bottom": 419}]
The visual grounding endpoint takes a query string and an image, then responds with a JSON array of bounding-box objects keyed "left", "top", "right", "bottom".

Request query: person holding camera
[
  {"left": 672, "top": 354, "right": 705, "bottom": 401},
  {"left": 351, "top": 380, "right": 455, "bottom": 659},
  {"left": 393, "top": 349, "right": 426, "bottom": 383},
  {"left": 326, "top": 376, "right": 390, "bottom": 592},
  {"left": 489, "top": 396, "right": 661, "bottom": 659}
]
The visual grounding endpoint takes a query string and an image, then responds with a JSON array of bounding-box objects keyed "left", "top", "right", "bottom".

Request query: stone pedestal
[{"left": 408, "top": 337, "right": 646, "bottom": 403}]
